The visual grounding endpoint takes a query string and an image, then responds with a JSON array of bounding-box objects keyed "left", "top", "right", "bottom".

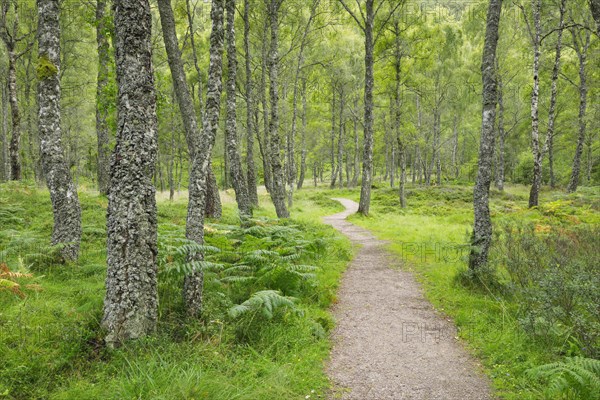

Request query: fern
[
  {"left": 526, "top": 357, "right": 600, "bottom": 400},
  {"left": 228, "top": 290, "right": 297, "bottom": 319}
]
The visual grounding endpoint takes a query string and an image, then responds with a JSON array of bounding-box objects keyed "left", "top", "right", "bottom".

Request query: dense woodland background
[{"left": 0, "top": 0, "right": 597, "bottom": 195}]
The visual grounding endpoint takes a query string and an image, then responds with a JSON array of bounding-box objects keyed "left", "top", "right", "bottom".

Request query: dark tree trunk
[
  {"left": 452, "top": 115, "right": 460, "bottom": 180},
  {"left": 103, "top": 0, "right": 158, "bottom": 346},
  {"left": 224, "top": 0, "right": 251, "bottom": 217},
  {"left": 6, "top": 50, "right": 19, "bottom": 180},
  {"left": 266, "top": 0, "right": 289, "bottom": 218},
  {"left": 528, "top": 0, "right": 542, "bottom": 208},
  {"left": 96, "top": 0, "right": 111, "bottom": 195},
  {"left": 351, "top": 99, "right": 359, "bottom": 187},
  {"left": 243, "top": 0, "right": 259, "bottom": 206},
  {"left": 590, "top": 0, "right": 600, "bottom": 35},
  {"left": 469, "top": 0, "right": 502, "bottom": 271},
  {"left": 37, "top": 0, "right": 82, "bottom": 262},
  {"left": 357, "top": 0, "right": 375, "bottom": 215},
  {"left": 566, "top": 27, "right": 590, "bottom": 193}
]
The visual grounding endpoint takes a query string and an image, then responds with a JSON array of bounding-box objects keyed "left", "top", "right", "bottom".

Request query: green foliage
[
  {"left": 228, "top": 290, "right": 297, "bottom": 319},
  {"left": 526, "top": 357, "right": 600, "bottom": 400},
  {"left": 0, "top": 183, "right": 352, "bottom": 399}
]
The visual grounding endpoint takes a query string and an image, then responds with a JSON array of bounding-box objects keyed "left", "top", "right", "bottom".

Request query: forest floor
[{"left": 324, "top": 198, "right": 492, "bottom": 400}]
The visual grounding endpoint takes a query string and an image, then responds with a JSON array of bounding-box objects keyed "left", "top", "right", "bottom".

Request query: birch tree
[
  {"left": 37, "top": 0, "right": 82, "bottom": 261},
  {"left": 102, "top": 0, "right": 159, "bottom": 346},
  {"left": 469, "top": 0, "right": 502, "bottom": 271}
]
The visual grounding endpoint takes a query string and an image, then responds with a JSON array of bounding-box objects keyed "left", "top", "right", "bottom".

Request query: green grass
[{"left": 0, "top": 182, "right": 351, "bottom": 400}]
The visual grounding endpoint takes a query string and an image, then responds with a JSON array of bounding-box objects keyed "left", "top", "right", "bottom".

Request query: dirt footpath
[{"left": 323, "top": 198, "right": 493, "bottom": 400}]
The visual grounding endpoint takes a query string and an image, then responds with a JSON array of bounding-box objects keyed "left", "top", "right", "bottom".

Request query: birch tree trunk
[
  {"left": 469, "top": 0, "right": 502, "bottom": 271},
  {"left": 243, "top": 0, "right": 259, "bottom": 205},
  {"left": 224, "top": 0, "right": 251, "bottom": 217},
  {"left": 1, "top": 79, "right": 7, "bottom": 181},
  {"left": 183, "top": 0, "right": 226, "bottom": 315},
  {"left": 259, "top": 27, "right": 273, "bottom": 193},
  {"left": 96, "top": 0, "right": 111, "bottom": 195},
  {"left": 37, "top": 0, "right": 82, "bottom": 262},
  {"left": 528, "top": 0, "right": 542, "bottom": 208},
  {"left": 0, "top": 1, "right": 21, "bottom": 180},
  {"left": 543, "top": 0, "right": 566, "bottom": 189},
  {"left": 358, "top": 0, "right": 375, "bottom": 215},
  {"left": 495, "top": 72, "right": 506, "bottom": 191},
  {"left": 566, "top": 27, "right": 590, "bottom": 193},
  {"left": 266, "top": 0, "right": 289, "bottom": 218},
  {"left": 102, "top": 0, "right": 158, "bottom": 346},
  {"left": 297, "top": 78, "right": 307, "bottom": 189},
  {"left": 351, "top": 98, "right": 359, "bottom": 187}
]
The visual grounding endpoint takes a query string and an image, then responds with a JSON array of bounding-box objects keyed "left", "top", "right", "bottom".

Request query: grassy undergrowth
[
  {"left": 0, "top": 182, "right": 351, "bottom": 400},
  {"left": 347, "top": 183, "right": 599, "bottom": 399}
]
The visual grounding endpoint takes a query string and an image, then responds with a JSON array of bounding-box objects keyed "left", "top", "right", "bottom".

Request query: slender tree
[
  {"left": 265, "top": 0, "right": 289, "bottom": 218},
  {"left": 243, "top": 0, "right": 259, "bottom": 206},
  {"left": 102, "top": 0, "right": 159, "bottom": 346},
  {"left": 337, "top": 0, "right": 402, "bottom": 215},
  {"left": 224, "top": 0, "right": 251, "bottom": 217},
  {"left": 95, "top": 0, "right": 111, "bottom": 195},
  {"left": 543, "top": 0, "right": 566, "bottom": 189},
  {"left": 0, "top": 0, "right": 31, "bottom": 180},
  {"left": 527, "top": 0, "right": 542, "bottom": 208},
  {"left": 183, "top": 0, "right": 226, "bottom": 315},
  {"left": 566, "top": 24, "right": 591, "bottom": 193},
  {"left": 469, "top": 0, "right": 502, "bottom": 271},
  {"left": 37, "top": 0, "right": 82, "bottom": 261}
]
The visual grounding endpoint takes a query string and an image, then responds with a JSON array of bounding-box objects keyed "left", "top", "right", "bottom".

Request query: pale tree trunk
[
  {"left": 37, "top": 0, "right": 82, "bottom": 262},
  {"left": 103, "top": 0, "right": 158, "bottom": 346},
  {"left": 469, "top": 0, "right": 502, "bottom": 271},
  {"left": 183, "top": 0, "right": 226, "bottom": 315},
  {"left": 96, "top": 0, "right": 111, "bottom": 195},
  {"left": 224, "top": 0, "right": 251, "bottom": 217},
  {"left": 265, "top": 0, "right": 289, "bottom": 218},
  {"left": 528, "top": 0, "right": 542, "bottom": 208},
  {"left": 183, "top": 0, "right": 222, "bottom": 219},
  {"left": 543, "top": 0, "right": 566, "bottom": 189},
  {"left": 243, "top": 0, "right": 259, "bottom": 205},
  {"left": 495, "top": 72, "right": 506, "bottom": 191},
  {"left": 204, "top": 161, "right": 222, "bottom": 218},
  {"left": 567, "top": 27, "right": 590, "bottom": 193},
  {"left": 297, "top": 78, "right": 307, "bottom": 189}
]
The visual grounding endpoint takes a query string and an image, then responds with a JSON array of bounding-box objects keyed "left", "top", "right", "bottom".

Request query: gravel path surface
[{"left": 323, "top": 198, "right": 493, "bottom": 400}]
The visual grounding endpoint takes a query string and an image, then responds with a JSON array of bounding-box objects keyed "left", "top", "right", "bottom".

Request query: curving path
[{"left": 323, "top": 198, "right": 493, "bottom": 400}]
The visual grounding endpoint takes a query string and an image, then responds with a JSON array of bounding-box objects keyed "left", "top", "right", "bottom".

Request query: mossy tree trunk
[{"left": 37, "top": 0, "right": 82, "bottom": 261}]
